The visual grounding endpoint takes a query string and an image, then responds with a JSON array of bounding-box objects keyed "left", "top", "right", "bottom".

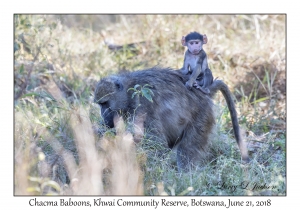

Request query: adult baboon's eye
[
  {"left": 99, "top": 101, "right": 108, "bottom": 107},
  {"left": 115, "top": 80, "right": 123, "bottom": 91}
]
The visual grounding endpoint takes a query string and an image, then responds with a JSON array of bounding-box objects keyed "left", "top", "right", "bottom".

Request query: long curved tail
[{"left": 209, "top": 80, "right": 250, "bottom": 162}]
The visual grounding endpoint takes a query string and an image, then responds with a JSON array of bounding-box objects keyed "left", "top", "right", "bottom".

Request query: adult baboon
[{"left": 94, "top": 67, "right": 249, "bottom": 170}]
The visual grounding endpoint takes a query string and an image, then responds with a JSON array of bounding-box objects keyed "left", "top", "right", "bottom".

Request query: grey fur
[{"left": 94, "top": 67, "right": 249, "bottom": 170}]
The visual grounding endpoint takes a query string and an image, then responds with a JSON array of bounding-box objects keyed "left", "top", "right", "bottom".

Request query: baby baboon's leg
[
  {"left": 193, "top": 68, "right": 213, "bottom": 94},
  {"left": 202, "top": 68, "right": 213, "bottom": 88}
]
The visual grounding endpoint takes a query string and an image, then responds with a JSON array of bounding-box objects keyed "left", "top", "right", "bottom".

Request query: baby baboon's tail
[{"left": 209, "top": 79, "right": 250, "bottom": 162}]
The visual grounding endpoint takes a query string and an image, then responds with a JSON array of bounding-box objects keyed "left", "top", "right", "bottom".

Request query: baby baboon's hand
[
  {"left": 193, "top": 81, "right": 199, "bottom": 87},
  {"left": 185, "top": 81, "right": 193, "bottom": 90},
  {"left": 181, "top": 68, "right": 189, "bottom": 75}
]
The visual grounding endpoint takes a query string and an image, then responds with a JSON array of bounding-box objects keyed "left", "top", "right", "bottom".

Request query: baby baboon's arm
[{"left": 185, "top": 50, "right": 207, "bottom": 89}]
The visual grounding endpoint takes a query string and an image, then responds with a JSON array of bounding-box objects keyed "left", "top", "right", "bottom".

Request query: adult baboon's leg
[{"left": 176, "top": 126, "right": 209, "bottom": 171}]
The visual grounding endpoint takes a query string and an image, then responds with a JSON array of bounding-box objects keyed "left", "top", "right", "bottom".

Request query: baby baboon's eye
[{"left": 195, "top": 41, "right": 199, "bottom": 44}]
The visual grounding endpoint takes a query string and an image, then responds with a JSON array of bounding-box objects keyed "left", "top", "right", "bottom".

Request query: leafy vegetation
[{"left": 14, "top": 14, "right": 286, "bottom": 195}]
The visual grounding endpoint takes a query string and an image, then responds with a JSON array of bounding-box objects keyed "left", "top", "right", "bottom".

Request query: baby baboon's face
[{"left": 187, "top": 39, "right": 202, "bottom": 55}]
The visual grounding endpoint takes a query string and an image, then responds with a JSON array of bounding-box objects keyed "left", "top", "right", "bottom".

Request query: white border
[{"left": 3, "top": 0, "right": 297, "bottom": 209}]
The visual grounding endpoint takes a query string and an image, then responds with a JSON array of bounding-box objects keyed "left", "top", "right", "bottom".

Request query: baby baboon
[
  {"left": 181, "top": 32, "right": 213, "bottom": 94},
  {"left": 94, "top": 67, "right": 249, "bottom": 170}
]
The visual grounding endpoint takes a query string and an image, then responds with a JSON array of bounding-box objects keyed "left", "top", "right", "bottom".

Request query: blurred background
[{"left": 14, "top": 15, "right": 286, "bottom": 196}]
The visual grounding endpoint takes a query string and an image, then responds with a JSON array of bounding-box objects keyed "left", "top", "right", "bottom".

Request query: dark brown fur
[{"left": 94, "top": 67, "right": 249, "bottom": 170}]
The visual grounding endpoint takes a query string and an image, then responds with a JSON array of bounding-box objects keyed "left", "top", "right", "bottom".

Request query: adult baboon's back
[{"left": 94, "top": 67, "right": 248, "bottom": 169}]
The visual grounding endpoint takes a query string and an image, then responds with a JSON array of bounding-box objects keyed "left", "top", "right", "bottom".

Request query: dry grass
[
  {"left": 14, "top": 14, "right": 286, "bottom": 196},
  {"left": 15, "top": 101, "right": 143, "bottom": 195}
]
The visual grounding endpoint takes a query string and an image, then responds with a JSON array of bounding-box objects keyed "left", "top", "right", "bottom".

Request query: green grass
[{"left": 14, "top": 14, "right": 286, "bottom": 196}]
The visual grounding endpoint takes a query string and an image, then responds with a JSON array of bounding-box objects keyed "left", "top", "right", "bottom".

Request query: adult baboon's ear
[
  {"left": 203, "top": 34, "right": 208, "bottom": 44},
  {"left": 181, "top": 36, "right": 187, "bottom": 46},
  {"left": 115, "top": 80, "right": 123, "bottom": 91}
]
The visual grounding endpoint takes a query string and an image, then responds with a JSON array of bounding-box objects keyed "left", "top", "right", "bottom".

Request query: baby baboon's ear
[
  {"left": 181, "top": 36, "right": 187, "bottom": 46},
  {"left": 203, "top": 34, "right": 208, "bottom": 44}
]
